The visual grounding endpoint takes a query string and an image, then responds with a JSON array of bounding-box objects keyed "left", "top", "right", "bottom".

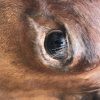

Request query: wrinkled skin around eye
[{"left": 0, "top": 0, "right": 100, "bottom": 100}]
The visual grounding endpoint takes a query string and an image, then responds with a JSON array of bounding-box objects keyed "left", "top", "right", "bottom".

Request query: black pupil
[
  {"left": 44, "top": 30, "right": 68, "bottom": 59},
  {"left": 47, "top": 32, "right": 65, "bottom": 51}
]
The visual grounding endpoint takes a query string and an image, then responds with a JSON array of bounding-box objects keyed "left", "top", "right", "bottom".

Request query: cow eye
[{"left": 44, "top": 30, "right": 70, "bottom": 60}]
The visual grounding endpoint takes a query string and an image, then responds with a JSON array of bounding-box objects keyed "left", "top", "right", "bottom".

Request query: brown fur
[{"left": 0, "top": 0, "right": 100, "bottom": 99}]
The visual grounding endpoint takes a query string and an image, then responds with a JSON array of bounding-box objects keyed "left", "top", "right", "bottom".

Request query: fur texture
[{"left": 0, "top": 0, "right": 100, "bottom": 99}]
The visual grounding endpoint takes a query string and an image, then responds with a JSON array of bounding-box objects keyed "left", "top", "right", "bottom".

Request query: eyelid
[{"left": 28, "top": 15, "right": 91, "bottom": 72}]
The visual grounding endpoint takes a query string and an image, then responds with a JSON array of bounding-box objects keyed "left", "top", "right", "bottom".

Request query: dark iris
[{"left": 44, "top": 30, "right": 68, "bottom": 59}]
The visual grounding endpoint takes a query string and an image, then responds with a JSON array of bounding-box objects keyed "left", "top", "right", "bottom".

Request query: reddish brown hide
[{"left": 0, "top": 0, "right": 100, "bottom": 100}]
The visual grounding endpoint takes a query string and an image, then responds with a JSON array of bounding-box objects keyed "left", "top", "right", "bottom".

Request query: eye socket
[{"left": 44, "top": 30, "right": 69, "bottom": 60}]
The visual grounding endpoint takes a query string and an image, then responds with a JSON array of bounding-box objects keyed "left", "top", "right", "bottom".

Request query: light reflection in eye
[{"left": 44, "top": 30, "right": 69, "bottom": 60}]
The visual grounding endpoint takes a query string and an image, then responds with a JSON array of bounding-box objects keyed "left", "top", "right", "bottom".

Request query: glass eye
[{"left": 44, "top": 30, "right": 69, "bottom": 60}]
